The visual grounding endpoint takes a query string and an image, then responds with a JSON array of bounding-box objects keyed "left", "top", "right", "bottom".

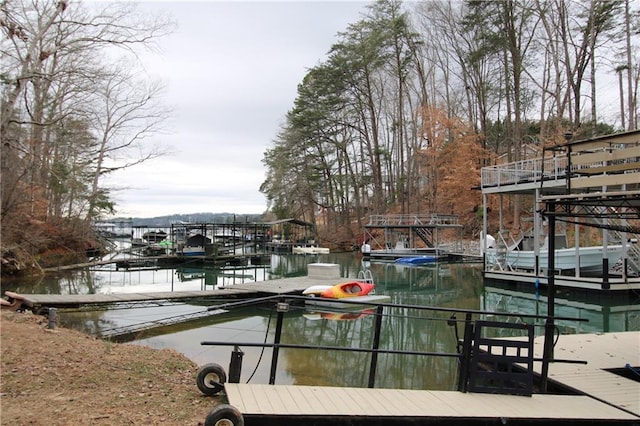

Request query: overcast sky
[{"left": 105, "top": 1, "right": 370, "bottom": 218}]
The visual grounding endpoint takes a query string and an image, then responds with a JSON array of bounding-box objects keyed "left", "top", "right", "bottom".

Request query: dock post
[
  {"left": 268, "top": 302, "right": 287, "bottom": 385},
  {"left": 457, "top": 313, "right": 474, "bottom": 392},
  {"left": 541, "top": 202, "right": 556, "bottom": 392},
  {"left": 367, "top": 305, "right": 384, "bottom": 388},
  {"left": 602, "top": 258, "right": 610, "bottom": 290},
  {"left": 229, "top": 346, "right": 244, "bottom": 383},
  {"left": 47, "top": 308, "right": 58, "bottom": 329}
]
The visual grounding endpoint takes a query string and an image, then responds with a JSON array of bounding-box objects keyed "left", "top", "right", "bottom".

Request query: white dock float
[
  {"left": 306, "top": 263, "right": 341, "bottom": 279},
  {"left": 225, "top": 383, "right": 638, "bottom": 423}
]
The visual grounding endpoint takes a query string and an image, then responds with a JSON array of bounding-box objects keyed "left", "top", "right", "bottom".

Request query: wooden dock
[
  {"left": 3, "top": 263, "right": 383, "bottom": 340},
  {"left": 525, "top": 331, "right": 640, "bottom": 417},
  {"left": 219, "top": 331, "right": 639, "bottom": 425},
  {"left": 484, "top": 269, "right": 640, "bottom": 292},
  {"left": 2, "top": 264, "right": 367, "bottom": 311},
  {"left": 2, "top": 279, "right": 300, "bottom": 309},
  {"left": 41, "top": 253, "right": 271, "bottom": 272},
  {"left": 224, "top": 384, "right": 637, "bottom": 425}
]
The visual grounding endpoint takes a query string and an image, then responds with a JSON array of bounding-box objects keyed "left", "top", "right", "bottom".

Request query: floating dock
[
  {"left": 224, "top": 384, "right": 636, "bottom": 425},
  {"left": 362, "top": 214, "right": 468, "bottom": 261},
  {"left": 2, "top": 264, "right": 368, "bottom": 311},
  {"left": 523, "top": 331, "right": 640, "bottom": 417},
  {"left": 484, "top": 269, "right": 640, "bottom": 292},
  {"left": 217, "top": 331, "right": 639, "bottom": 425}
]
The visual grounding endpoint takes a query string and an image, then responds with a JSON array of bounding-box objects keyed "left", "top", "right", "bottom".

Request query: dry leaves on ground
[{"left": 1, "top": 310, "right": 220, "bottom": 425}]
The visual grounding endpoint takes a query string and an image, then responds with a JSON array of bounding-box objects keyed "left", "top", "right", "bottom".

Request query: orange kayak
[{"left": 320, "top": 281, "right": 375, "bottom": 299}]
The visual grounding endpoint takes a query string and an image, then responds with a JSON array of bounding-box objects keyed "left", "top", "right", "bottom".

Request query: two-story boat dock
[{"left": 480, "top": 130, "right": 640, "bottom": 293}]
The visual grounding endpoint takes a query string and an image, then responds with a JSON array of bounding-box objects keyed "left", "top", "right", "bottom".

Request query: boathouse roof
[{"left": 263, "top": 218, "right": 314, "bottom": 227}]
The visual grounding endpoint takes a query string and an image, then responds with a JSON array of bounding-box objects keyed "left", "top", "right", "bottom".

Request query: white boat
[
  {"left": 182, "top": 246, "right": 205, "bottom": 256},
  {"left": 484, "top": 234, "right": 626, "bottom": 275},
  {"left": 292, "top": 246, "right": 330, "bottom": 255}
]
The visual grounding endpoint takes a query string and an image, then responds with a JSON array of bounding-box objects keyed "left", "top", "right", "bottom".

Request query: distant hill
[{"left": 110, "top": 212, "right": 265, "bottom": 227}]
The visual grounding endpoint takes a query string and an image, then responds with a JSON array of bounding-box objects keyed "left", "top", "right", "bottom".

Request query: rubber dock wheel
[
  {"left": 196, "top": 363, "right": 227, "bottom": 396},
  {"left": 204, "top": 404, "right": 244, "bottom": 426}
]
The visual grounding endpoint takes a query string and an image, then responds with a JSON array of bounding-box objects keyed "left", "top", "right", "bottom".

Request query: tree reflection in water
[{"left": 10, "top": 252, "right": 638, "bottom": 389}]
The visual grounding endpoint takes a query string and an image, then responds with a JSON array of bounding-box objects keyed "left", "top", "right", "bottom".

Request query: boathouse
[
  {"left": 263, "top": 218, "right": 317, "bottom": 253},
  {"left": 480, "top": 130, "right": 640, "bottom": 292},
  {"left": 361, "top": 213, "right": 464, "bottom": 260}
]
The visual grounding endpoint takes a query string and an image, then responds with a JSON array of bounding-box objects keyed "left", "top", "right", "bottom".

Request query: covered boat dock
[
  {"left": 480, "top": 130, "right": 640, "bottom": 292},
  {"left": 361, "top": 214, "right": 467, "bottom": 261}
]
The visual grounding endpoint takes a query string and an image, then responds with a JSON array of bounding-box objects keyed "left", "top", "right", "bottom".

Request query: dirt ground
[{"left": 0, "top": 310, "right": 221, "bottom": 425}]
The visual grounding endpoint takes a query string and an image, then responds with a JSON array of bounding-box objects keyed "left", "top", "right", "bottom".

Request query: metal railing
[
  {"left": 482, "top": 142, "right": 639, "bottom": 190},
  {"left": 367, "top": 214, "right": 460, "bottom": 227},
  {"left": 481, "top": 156, "right": 568, "bottom": 188},
  {"left": 200, "top": 295, "right": 587, "bottom": 393}
]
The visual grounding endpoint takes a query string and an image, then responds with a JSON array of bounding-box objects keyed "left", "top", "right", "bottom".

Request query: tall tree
[
  {"left": 261, "top": 0, "right": 638, "bottom": 243},
  {"left": 0, "top": 0, "right": 173, "bottom": 260}
]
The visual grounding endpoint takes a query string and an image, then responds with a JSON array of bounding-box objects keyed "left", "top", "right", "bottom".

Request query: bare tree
[
  {"left": 83, "top": 62, "right": 170, "bottom": 220},
  {"left": 0, "top": 0, "right": 174, "bottom": 257}
]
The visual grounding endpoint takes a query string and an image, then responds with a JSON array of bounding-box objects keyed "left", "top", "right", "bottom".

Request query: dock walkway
[
  {"left": 525, "top": 331, "right": 640, "bottom": 416},
  {"left": 3, "top": 279, "right": 316, "bottom": 310},
  {"left": 224, "top": 384, "right": 637, "bottom": 425},
  {"left": 2, "top": 264, "right": 362, "bottom": 311},
  {"left": 220, "top": 331, "right": 639, "bottom": 425},
  {"left": 41, "top": 253, "right": 270, "bottom": 272}
]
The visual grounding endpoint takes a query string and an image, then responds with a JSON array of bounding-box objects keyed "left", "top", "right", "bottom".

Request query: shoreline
[{"left": 0, "top": 310, "right": 216, "bottom": 425}]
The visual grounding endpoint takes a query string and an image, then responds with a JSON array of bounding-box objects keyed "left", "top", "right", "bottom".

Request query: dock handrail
[
  {"left": 367, "top": 214, "right": 460, "bottom": 226},
  {"left": 481, "top": 155, "right": 568, "bottom": 188},
  {"left": 357, "top": 269, "right": 374, "bottom": 283},
  {"left": 200, "top": 294, "right": 587, "bottom": 392},
  {"left": 482, "top": 138, "right": 639, "bottom": 190}
]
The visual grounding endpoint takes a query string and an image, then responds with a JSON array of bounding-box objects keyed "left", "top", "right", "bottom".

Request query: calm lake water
[{"left": 5, "top": 251, "right": 639, "bottom": 390}]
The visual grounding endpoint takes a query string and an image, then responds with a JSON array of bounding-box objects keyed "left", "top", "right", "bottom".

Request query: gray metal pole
[{"left": 541, "top": 202, "right": 556, "bottom": 392}]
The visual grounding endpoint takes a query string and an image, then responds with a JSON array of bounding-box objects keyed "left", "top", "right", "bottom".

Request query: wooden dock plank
[
  {"left": 252, "top": 384, "right": 279, "bottom": 414},
  {"left": 239, "top": 385, "right": 265, "bottom": 414},
  {"left": 542, "top": 332, "right": 639, "bottom": 416},
  {"left": 328, "top": 388, "right": 362, "bottom": 415},
  {"left": 549, "top": 370, "right": 640, "bottom": 414},
  {"left": 367, "top": 387, "right": 419, "bottom": 415},
  {"left": 350, "top": 388, "right": 390, "bottom": 416},
  {"left": 429, "top": 391, "right": 494, "bottom": 416},
  {"left": 269, "top": 384, "right": 301, "bottom": 415},
  {"left": 4, "top": 273, "right": 375, "bottom": 310},
  {"left": 286, "top": 385, "right": 320, "bottom": 415},
  {"left": 295, "top": 385, "right": 335, "bottom": 414},
  {"left": 253, "top": 384, "right": 300, "bottom": 415},
  {"left": 227, "top": 382, "right": 260, "bottom": 413},
  {"left": 395, "top": 389, "right": 449, "bottom": 416},
  {"left": 320, "top": 386, "right": 364, "bottom": 416},
  {"left": 225, "top": 384, "right": 638, "bottom": 420},
  {"left": 308, "top": 386, "right": 348, "bottom": 415},
  {"left": 494, "top": 331, "right": 640, "bottom": 416}
]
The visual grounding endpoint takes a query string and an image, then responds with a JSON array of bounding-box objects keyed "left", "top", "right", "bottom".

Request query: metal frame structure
[{"left": 199, "top": 295, "right": 587, "bottom": 394}]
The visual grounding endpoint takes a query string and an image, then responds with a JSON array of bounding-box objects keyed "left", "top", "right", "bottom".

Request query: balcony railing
[
  {"left": 367, "top": 214, "right": 460, "bottom": 226},
  {"left": 481, "top": 156, "right": 568, "bottom": 188}
]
